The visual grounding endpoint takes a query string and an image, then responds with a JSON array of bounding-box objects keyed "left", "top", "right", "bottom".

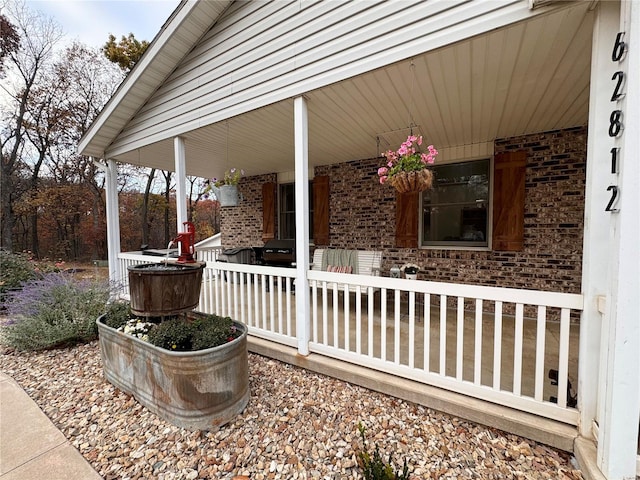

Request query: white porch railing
[
  {"left": 116, "top": 253, "right": 582, "bottom": 425},
  {"left": 308, "top": 270, "right": 582, "bottom": 425}
]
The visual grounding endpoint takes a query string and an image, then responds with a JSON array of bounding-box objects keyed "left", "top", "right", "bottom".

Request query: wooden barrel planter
[
  {"left": 96, "top": 314, "right": 249, "bottom": 430},
  {"left": 128, "top": 262, "right": 205, "bottom": 316}
]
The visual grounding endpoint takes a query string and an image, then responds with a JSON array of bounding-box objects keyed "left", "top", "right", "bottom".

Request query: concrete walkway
[{"left": 0, "top": 372, "right": 102, "bottom": 480}]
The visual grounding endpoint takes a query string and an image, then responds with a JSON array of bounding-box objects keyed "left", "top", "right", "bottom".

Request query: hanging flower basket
[
  {"left": 378, "top": 135, "right": 438, "bottom": 194},
  {"left": 388, "top": 169, "right": 433, "bottom": 194},
  {"left": 205, "top": 168, "right": 244, "bottom": 207},
  {"left": 215, "top": 184, "right": 240, "bottom": 207}
]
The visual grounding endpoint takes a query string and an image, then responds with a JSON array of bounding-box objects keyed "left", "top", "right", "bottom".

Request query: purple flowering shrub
[{"left": 1, "top": 272, "right": 111, "bottom": 351}]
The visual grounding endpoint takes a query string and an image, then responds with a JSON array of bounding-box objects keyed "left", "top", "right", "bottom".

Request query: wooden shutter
[
  {"left": 492, "top": 151, "right": 526, "bottom": 251},
  {"left": 395, "top": 191, "right": 419, "bottom": 248},
  {"left": 313, "top": 175, "right": 330, "bottom": 245},
  {"left": 262, "top": 182, "right": 276, "bottom": 243}
]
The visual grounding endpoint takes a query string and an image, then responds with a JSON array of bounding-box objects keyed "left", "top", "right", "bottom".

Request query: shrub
[
  {"left": 1, "top": 273, "right": 111, "bottom": 351},
  {"left": 356, "top": 422, "right": 410, "bottom": 480},
  {"left": 0, "top": 250, "right": 37, "bottom": 304}
]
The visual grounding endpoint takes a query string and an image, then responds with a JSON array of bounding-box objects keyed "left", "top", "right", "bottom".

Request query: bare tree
[
  {"left": 0, "top": 13, "right": 19, "bottom": 77},
  {"left": 0, "top": 1, "right": 62, "bottom": 251},
  {"left": 142, "top": 168, "right": 156, "bottom": 247}
]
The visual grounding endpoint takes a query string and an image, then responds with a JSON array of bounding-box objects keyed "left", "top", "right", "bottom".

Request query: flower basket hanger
[
  {"left": 376, "top": 61, "right": 438, "bottom": 194},
  {"left": 204, "top": 121, "right": 245, "bottom": 207}
]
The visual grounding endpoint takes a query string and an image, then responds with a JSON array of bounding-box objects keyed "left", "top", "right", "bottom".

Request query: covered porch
[{"left": 80, "top": 1, "right": 639, "bottom": 478}]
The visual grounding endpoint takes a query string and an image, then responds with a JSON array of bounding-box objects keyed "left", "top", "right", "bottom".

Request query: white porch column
[
  {"left": 580, "top": 0, "right": 620, "bottom": 442},
  {"left": 174, "top": 136, "right": 188, "bottom": 229},
  {"left": 294, "top": 95, "right": 311, "bottom": 356},
  {"left": 597, "top": 0, "right": 640, "bottom": 478},
  {"left": 103, "top": 158, "right": 122, "bottom": 285}
]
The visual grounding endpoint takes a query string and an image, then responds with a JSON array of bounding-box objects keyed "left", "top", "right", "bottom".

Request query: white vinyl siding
[{"left": 104, "top": 0, "right": 548, "bottom": 158}]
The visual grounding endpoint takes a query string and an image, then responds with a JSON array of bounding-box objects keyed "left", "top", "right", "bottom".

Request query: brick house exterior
[{"left": 221, "top": 126, "right": 587, "bottom": 294}]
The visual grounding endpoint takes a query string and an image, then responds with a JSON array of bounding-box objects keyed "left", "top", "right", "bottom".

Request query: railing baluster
[
  {"left": 493, "top": 301, "right": 503, "bottom": 390},
  {"left": 322, "top": 282, "right": 328, "bottom": 346},
  {"left": 534, "top": 306, "right": 547, "bottom": 401},
  {"left": 394, "top": 289, "right": 401, "bottom": 364},
  {"left": 474, "top": 299, "right": 483, "bottom": 385},
  {"left": 456, "top": 296, "right": 464, "bottom": 381},
  {"left": 424, "top": 293, "right": 430, "bottom": 372},
  {"left": 409, "top": 291, "right": 415, "bottom": 368},
  {"left": 381, "top": 288, "right": 387, "bottom": 362},
  {"left": 440, "top": 295, "right": 447, "bottom": 376},
  {"left": 367, "top": 288, "right": 374, "bottom": 357},
  {"left": 557, "top": 308, "right": 570, "bottom": 408},
  {"left": 333, "top": 283, "right": 339, "bottom": 348},
  {"left": 277, "top": 276, "right": 283, "bottom": 334},
  {"left": 312, "top": 281, "right": 318, "bottom": 342},
  {"left": 344, "top": 284, "right": 350, "bottom": 352},
  {"left": 269, "top": 276, "right": 275, "bottom": 332},
  {"left": 240, "top": 273, "right": 246, "bottom": 324},
  {"left": 261, "top": 277, "right": 267, "bottom": 330},
  {"left": 286, "top": 277, "right": 292, "bottom": 336},
  {"left": 233, "top": 272, "right": 239, "bottom": 321},
  {"left": 513, "top": 303, "right": 524, "bottom": 396},
  {"left": 247, "top": 274, "right": 254, "bottom": 327},
  {"left": 356, "top": 286, "right": 362, "bottom": 355}
]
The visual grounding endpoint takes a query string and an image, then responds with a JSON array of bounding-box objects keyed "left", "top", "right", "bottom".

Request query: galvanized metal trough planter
[{"left": 96, "top": 314, "right": 249, "bottom": 430}]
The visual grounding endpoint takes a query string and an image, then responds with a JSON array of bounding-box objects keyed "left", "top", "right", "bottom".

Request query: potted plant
[
  {"left": 400, "top": 263, "right": 420, "bottom": 280},
  {"left": 97, "top": 304, "right": 249, "bottom": 430},
  {"left": 377, "top": 135, "right": 438, "bottom": 193},
  {"left": 206, "top": 168, "right": 245, "bottom": 207}
]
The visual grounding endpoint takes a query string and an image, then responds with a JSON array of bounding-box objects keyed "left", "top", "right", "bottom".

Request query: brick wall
[
  {"left": 221, "top": 126, "right": 587, "bottom": 293},
  {"left": 220, "top": 173, "right": 277, "bottom": 248}
]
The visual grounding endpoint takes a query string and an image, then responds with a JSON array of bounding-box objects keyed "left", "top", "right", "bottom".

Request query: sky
[{"left": 25, "top": 0, "right": 180, "bottom": 49}]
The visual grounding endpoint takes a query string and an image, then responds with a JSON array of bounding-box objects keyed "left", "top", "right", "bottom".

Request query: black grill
[{"left": 261, "top": 239, "right": 295, "bottom": 267}]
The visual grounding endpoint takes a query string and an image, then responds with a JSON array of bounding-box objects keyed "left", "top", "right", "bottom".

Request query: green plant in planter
[
  {"left": 103, "top": 302, "right": 241, "bottom": 352},
  {"left": 148, "top": 314, "right": 238, "bottom": 351},
  {"left": 104, "top": 301, "right": 132, "bottom": 329},
  {"left": 356, "top": 422, "right": 410, "bottom": 480}
]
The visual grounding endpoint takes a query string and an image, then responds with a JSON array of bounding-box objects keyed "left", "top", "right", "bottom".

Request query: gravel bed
[{"left": 0, "top": 341, "right": 583, "bottom": 479}]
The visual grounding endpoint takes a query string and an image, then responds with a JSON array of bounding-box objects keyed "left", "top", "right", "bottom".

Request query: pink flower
[
  {"left": 417, "top": 136, "right": 423, "bottom": 146},
  {"left": 428, "top": 145, "right": 438, "bottom": 155},
  {"left": 379, "top": 176, "right": 388, "bottom": 184},
  {"left": 387, "top": 161, "right": 394, "bottom": 168},
  {"left": 378, "top": 166, "right": 388, "bottom": 176}
]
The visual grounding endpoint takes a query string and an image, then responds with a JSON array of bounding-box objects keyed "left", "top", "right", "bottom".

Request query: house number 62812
[{"left": 606, "top": 32, "right": 625, "bottom": 212}]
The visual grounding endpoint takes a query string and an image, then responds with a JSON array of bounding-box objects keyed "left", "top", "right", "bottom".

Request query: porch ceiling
[{"left": 115, "top": 2, "right": 593, "bottom": 180}]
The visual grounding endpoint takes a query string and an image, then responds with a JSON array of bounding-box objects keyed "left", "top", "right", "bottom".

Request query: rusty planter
[
  {"left": 127, "top": 262, "right": 205, "bottom": 317},
  {"left": 96, "top": 314, "right": 249, "bottom": 430}
]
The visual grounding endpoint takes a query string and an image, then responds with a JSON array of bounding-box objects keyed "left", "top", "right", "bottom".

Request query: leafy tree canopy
[{"left": 102, "top": 32, "right": 149, "bottom": 71}]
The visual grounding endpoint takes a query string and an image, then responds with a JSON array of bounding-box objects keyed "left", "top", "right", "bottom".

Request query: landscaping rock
[{"left": 0, "top": 341, "right": 583, "bottom": 479}]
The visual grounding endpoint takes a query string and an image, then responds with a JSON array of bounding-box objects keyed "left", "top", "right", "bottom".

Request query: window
[
  {"left": 421, "top": 159, "right": 490, "bottom": 247},
  {"left": 278, "top": 183, "right": 313, "bottom": 240}
]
